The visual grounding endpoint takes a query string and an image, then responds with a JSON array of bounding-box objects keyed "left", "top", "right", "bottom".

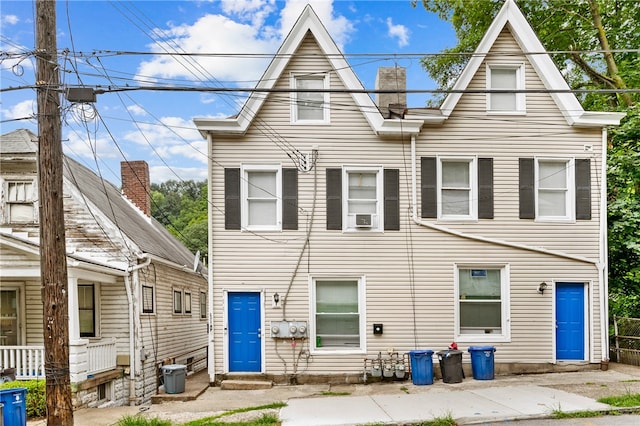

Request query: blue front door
[
  {"left": 228, "top": 292, "right": 261, "bottom": 372},
  {"left": 556, "top": 283, "right": 585, "bottom": 360}
]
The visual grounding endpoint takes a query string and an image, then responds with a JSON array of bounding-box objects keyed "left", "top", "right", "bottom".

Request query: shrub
[{"left": 0, "top": 379, "right": 46, "bottom": 418}]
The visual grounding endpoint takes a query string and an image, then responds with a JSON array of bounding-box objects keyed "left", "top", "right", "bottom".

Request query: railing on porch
[
  {"left": 0, "top": 346, "right": 45, "bottom": 379},
  {"left": 87, "top": 337, "right": 118, "bottom": 375}
]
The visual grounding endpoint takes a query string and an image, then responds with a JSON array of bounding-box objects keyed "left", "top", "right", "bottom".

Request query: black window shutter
[
  {"left": 282, "top": 168, "right": 298, "bottom": 230},
  {"left": 384, "top": 169, "right": 400, "bottom": 230},
  {"left": 478, "top": 158, "right": 494, "bottom": 219},
  {"left": 575, "top": 159, "right": 591, "bottom": 220},
  {"left": 326, "top": 168, "right": 342, "bottom": 230},
  {"left": 421, "top": 157, "right": 437, "bottom": 218},
  {"left": 224, "top": 168, "right": 241, "bottom": 229},
  {"left": 519, "top": 158, "right": 535, "bottom": 219}
]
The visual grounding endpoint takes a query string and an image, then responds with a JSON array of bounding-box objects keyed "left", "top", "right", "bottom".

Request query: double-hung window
[
  {"left": 487, "top": 63, "right": 525, "bottom": 113},
  {"left": 173, "top": 290, "right": 183, "bottom": 314},
  {"left": 536, "top": 159, "right": 573, "bottom": 220},
  {"left": 242, "top": 165, "right": 282, "bottom": 231},
  {"left": 291, "top": 73, "right": 329, "bottom": 123},
  {"left": 200, "top": 292, "right": 207, "bottom": 319},
  {"left": 142, "top": 285, "right": 155, "bottom": 314},
  {"left": 311, "top": 277, "right": 365, "bottom": 353},
  {"left": 519, "top": 157, "right": 587, "bottom": 221},
  {"left": 439, "top": 158, "right": 477, "bottom": 220},
  {"left": 343, "top": 166, "right": 383, "bottom": 231},
  {"left": 456, "top": 265, "right": 510, "bottom": 342},
  {"left": 5, "top": 180, "right": 36, "bottom": 223},
  {"left": 78, "top": 284, "right": 96, "bottom": 338}
]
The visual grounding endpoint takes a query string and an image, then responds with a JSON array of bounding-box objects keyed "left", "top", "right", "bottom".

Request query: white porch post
[{"left": 67, "top": 274, "right": 88, "bottom": 383}]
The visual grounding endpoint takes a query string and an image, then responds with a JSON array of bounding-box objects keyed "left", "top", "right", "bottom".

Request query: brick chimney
[
  {"left": 121, "top": 161, "right": 151, "bottom": 216},
  {"left": 375, "top": 66, "right": 407, "bottom": 118}
]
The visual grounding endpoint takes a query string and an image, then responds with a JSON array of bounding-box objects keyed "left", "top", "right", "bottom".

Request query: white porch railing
[
  {"left": 87, "top": 337, "right": 117, "bottom": 375},
  {"left": 0, "top": 346, "right": 45, "bottom": 379}
]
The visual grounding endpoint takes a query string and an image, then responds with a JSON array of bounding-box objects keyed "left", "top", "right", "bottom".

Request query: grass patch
[
  {"left": 416, "top": 412, "right": 456, "bottom": 426},
  {"left": 551, "top": 408, "right": 601, "bottom": 419},
  {"left": 621, "top": 379, "right": 640, "bottom": 383},
  {"left": 321, "top": 391, "right": 351, "bottom": 396},
  {"left": 400, "top": 386, "right": 409, "bottom": 394},
  {"left": 116, "top": 415, "right": 172, "bottom": 426},
  {"left": 181, "top": 402, "right": 286, "bottom": 426},
  {"left": 598, "top": 393, "right": 640, "bottom": 407}
]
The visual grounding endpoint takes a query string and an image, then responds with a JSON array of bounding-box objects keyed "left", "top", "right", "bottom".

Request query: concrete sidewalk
[{"left": 28, "top": 363, "right": 640, "bottom": 425}]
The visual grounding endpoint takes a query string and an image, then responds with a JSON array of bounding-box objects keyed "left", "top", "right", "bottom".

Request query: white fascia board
[
  {"left": 376, "top": 119, "right": 424, "bottom": 136},
  {"left": 573, "top": 111, "right": 626, "bottom": 127}
]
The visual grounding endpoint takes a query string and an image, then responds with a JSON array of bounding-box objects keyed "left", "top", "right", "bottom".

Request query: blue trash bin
[
  {"left": 468, "top": 346, "right": 496, "bottom": 380},
  {"left": 408, "top": 350, "right": 434, "bottom": 385},
  {"left": 0, "top": 387, "right": 27, "bottom": 426}
]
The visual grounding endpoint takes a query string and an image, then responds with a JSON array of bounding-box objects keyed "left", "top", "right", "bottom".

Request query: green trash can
[
  {"left": 162, "top": 364, "right": 186, "bottom": 394},
  {"left": 0, "top": 387, "right": 27, "bottom": 426}
]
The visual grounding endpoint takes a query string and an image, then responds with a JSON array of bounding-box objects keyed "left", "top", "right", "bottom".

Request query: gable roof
[
  {"left": 194, "top": 5, "right": 423, "bottom": 137},
  {"left": 62, "top": 156, "right": 198, "bottom": 269},
  {"left": 439, "top": 0, "right": 624, "bottom": 127},
  {"left": 1, "top": 129, "right": 199, "bottom": 271}
]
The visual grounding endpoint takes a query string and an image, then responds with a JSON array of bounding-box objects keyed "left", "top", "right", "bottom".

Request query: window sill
[
  {"left": 311, "top": 348, "right": 366, "bottom": 356},
  {"left": 486, "top": 110, "right": 526, "bottom": 116},
  {"left": 456, "top": 335, "right": 510, "bottom": 344},
  {"left": 290, "top": 120, "right": 330, "bottom": 126}
]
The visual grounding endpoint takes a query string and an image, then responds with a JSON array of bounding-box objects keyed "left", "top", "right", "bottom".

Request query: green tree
[
  {"left": 150, "top": 180, "right": 208, "bottom": 260},
  {"left": 413, "top": 0, "right": 639, "bottom": 108}
]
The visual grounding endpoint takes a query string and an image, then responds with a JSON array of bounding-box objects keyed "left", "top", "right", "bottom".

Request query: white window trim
[
  {"left": 535, "top": 157, "right": 575, "bottom": 222},
  {"left": 3, "top": 178, "right": 37, "bottom": 224},
  {"left": 241, "top": 164, "right": 282, "bottom": 231},
  {"left": 199, "top": 291, "right": 207, "bottom": 320},
  {"left": 486, "top": 63, "right": 526, "bottom": 114},
  {"left": 141, "top": 284, "right": 155, "bottom": 315},
  {"left": 290, "top": 72, "right": 330, "bottom": 124},
  {"left": 78, "top": 282, "right": 101, "bottom": 339},
  {"left": 437, "top": 156, "right": 478, "bottom": 221},
  {"left": 342, "top": 165, "right": 384, "bottom": 232},
  {"left": 173, "top": 289, "right": 183, "bottom": 315},
  {"left": 454, "top": 264, "right": 511, "bottom": 343},
  {"left": 309, "top": 275, "right": 367, "bottom": 355}
]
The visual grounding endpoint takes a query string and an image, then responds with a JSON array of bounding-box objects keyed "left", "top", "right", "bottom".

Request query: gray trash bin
[{"left": 162, "top": 364, "right": 186, "bottom": 394}]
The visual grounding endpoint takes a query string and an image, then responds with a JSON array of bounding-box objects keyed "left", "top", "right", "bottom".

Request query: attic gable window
[
  {"left": 291, "top": 73, "right": 329, "bottom": 124},
  {"left": 5, "top": 180, "right": 36, "bottom": 223},
  {"left": 487, "top": 63, "right": 525, "bottom": 114}
]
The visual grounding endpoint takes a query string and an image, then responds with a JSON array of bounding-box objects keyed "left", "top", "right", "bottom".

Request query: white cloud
[
  {"left": 64, "top": 130, "right": 120, "bottom": 161},
  {"left": 1, "top": 99, "right": 36, "bottom": 122},
  {"left": 221, "top": 0, "right": 276, "bottom": 28},
  {"left": 150, "top": 165, "right": 208, "bottom": 183},
  {"left": 127, "top": 105, "right": 147, "bottom": 117},
  {"left": 2, "top": 15, "right": 19, "bottom": 25},
  {"left": 386, "top": 17, "right": 409, "bottom": 47},
  {"left": 279, "top": 0, "right": 354, "bottom": 49},
  {"left": 136, "top": 14, "right": 278, "bottom": 84}
]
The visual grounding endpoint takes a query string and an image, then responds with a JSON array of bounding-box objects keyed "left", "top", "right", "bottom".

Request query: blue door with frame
[
  {"left": 556, "top": 283, "right": 585, "bottom": 360},
  {"left": 228, "top": 292, "right": 261, "bottom": 372}
]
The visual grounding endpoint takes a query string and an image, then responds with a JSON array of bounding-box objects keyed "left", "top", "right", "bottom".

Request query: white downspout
[
  {"left": 207, "top": 132, "right": 215, "bottom": 384},
  {"left": 126, "top": 254, "right": 151, "bottom": 405},
  {"left": 599, "top": 128, "right": 609, "bottom": 362}
]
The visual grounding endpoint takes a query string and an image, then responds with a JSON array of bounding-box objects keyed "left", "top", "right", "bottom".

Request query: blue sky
[{"left": 1, "top": 1, "right": 454, "bottom": 184}]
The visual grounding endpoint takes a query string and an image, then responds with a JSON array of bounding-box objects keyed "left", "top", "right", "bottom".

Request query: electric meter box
[{"left": 270, "top": 321, "right": 308, "bottom": 338}]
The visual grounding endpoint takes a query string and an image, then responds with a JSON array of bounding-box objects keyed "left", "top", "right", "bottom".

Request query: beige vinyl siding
[
  {"left": 98, "top": 278, "right": 129, "bottom": 354},
  {"left": 209, "top": 29, "right": 604, "bottom": 376},
  {"left": 24, "top": 280, "right": 44, "bottom": 345}
]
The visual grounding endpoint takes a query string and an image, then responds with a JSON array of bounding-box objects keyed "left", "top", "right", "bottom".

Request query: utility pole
[{"left": 36, "top": 0, "right": 74, "bottom": 424}]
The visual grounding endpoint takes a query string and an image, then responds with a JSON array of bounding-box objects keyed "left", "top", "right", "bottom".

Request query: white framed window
[
  {"left": 455, "top": 264, "right": 510, "bottom": 343},
  {"left": 438, "top": 157, "right": 477, "bottom": 220},
  {"left": 173, "top": 290, "right": 183, "bottom": 314},
  {"left": 241, "top": 165, "right": 282, "bottom": 231},
  {"left": 5, "top": 180, "right": 36, "bottom": 223},
  {"left": 200, "top": 292, "right": 207, "bottom": 319},
  {"left": 310, "top": 276, "right": 366, "bottom": 354},
  {"left": 142, "top": 285, "right": 155, "bottom": 314},
  {"left": 78, "top": 283, "right": 98, "bottom": 338},
  {"left": 185, "top": 292, "right": 192, "bottom": 314},
  {"left": 291, "top": 73, "right": 329, "bottom": 123},
  {"left": 343, "top": 166, "right": 383, "bottom": 232},
  {"left": 536, "top": 158, "right": 574, "bottom": 221},
  {"left": 486, "top": 63, "right": 525, "bottom": 113}
]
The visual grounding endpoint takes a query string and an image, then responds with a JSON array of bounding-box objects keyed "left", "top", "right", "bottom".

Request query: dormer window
[
  {"left": 486, "top": 63, "right": 525, "bottom": 114},
  {"left": 291, "top": 73, "right": 329, "bottom": 124},
  {"left": 4, "top": 180, "right": 36, "bottom": 223}
]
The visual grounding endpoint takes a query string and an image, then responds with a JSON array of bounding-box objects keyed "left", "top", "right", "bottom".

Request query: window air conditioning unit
[{"left": 355, "top": 214, "right": 373, "bottom": 228}]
